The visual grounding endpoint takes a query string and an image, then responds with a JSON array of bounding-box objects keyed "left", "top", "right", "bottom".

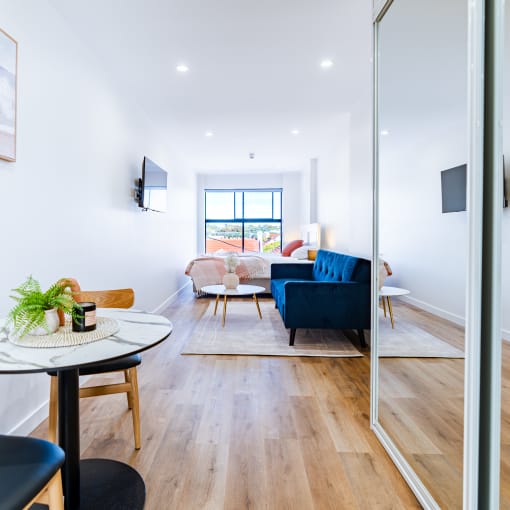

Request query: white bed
[{"left": 185, "top": 223, "right": 320, "bottom": 294}]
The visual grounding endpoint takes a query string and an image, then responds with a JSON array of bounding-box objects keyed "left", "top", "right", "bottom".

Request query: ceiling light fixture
[
  {"left": 291, "top": 129, "right": 300, "bottom": 135},
  {"left": 205, "top": 131, "right": 214, "bottom": 137},
  {"left": 176, "top": 64, "right": 189, "bottom": 73},
  {"left": 320, "top": 59, "right": 334, "bottom": 69},
  {"left": 380, "top": 129, "right": 390, "bottom": 136}
]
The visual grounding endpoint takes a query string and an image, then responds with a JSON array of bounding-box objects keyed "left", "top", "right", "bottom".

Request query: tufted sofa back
[{"left": 312, "top": 250, "right": 371, "bottom": 283}]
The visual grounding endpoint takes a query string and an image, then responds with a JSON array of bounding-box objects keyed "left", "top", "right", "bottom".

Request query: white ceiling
[{"left": 48, "top": 0, "right": 371, "bottom": 172}]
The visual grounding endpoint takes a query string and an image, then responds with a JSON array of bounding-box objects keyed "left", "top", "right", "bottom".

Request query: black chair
[{"left": 0, "top": 435, "right": 64, "bottom": 510}]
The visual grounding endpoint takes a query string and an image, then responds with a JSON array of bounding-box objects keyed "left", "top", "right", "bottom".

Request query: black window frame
[{"left": 204, "top": 188, "right": 283, "bottom": 253}]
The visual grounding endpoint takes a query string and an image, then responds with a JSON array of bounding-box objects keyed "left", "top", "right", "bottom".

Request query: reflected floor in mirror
[
  {"left": 379, "top": 300, "right": 510, "bottom": 509},
  {"left": 379, "top": 301, "right": 464, "bottom": 509}
]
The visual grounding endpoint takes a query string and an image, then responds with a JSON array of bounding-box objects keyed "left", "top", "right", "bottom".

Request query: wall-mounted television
[
  {"left": 441, "top": 158, "right": 508, "bottom": 213},
  {"left": 441, "top": 164, "right": 467, "bottom": 213},
  {"left": 138, "top": 157, "right": 167, "bottom": 212}
]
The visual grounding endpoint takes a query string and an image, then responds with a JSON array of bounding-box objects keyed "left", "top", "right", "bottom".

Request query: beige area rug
[
  {"left": 378, "top": 310, "right": 464, "bottom": 358},
  {"left": 181, "top": 299, "right": 362, "bottom": 357}
]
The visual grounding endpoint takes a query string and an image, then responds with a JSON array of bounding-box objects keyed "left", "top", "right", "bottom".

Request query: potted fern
[{"left": 7, "top": 276, "right": 77, "bottom": 338}]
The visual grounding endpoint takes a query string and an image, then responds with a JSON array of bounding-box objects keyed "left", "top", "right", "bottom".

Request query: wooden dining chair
[
  {"left": 0, "top": 435, "right": 65, "bottom": 510},
  {"left": 48, "top": 278, "right": 142, "bottom": 449}
]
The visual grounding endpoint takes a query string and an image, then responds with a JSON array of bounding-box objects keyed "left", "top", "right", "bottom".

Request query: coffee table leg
[
  {"left": 254, "top": 294, "right": 262, "bottom": 319},
  {"left": 222, "top": 295, "right": 227, "bottom": 327},
  {"left": 387, "top": 296, "right": 395, "bottom": 329},
  {"left": 214, "top": 294, "right": 219, "bottom": 315}
]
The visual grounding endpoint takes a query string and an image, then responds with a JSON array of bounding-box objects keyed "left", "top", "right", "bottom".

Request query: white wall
[
  {"left": 379, "top": 114, "right": 468, "bottom": 321},
  {"left": 0, "top": 0, "right": 196, "bottom": 434},
  {"left": 313, "top": 0, "right": 372, "bottom": 260},
  {"left": 196, "top": 172, "right": 304, "bottom": 254},
  {"left": 309, "top": 158, "right": 318, "bottom": 224},
  {"left": 314, "top": 103, "right": 372, "bottom": 258},
  {"left": 346, "top": 101, "right": 373, "bottom": 258},
  {"left": 375, "top": 0, "right": 469, "bottom": 324},
  {"left": 315, "top": 115, "right": 352, "bottom": 252}
]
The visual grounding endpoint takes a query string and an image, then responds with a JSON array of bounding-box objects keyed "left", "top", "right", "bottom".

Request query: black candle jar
[{"left": 72, "top": 302, "right": 97, "bottom": 332}]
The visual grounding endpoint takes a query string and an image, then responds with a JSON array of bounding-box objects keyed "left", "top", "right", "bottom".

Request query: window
[{"left": 205, "top": 189, "right": 282, "bottom": 254}]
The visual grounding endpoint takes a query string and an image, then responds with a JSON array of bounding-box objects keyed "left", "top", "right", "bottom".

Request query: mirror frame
[
  {"left": 370, "top": 0, "right": 502, "bottom": 508},
  {"left": 369, "top": 2, "right": 442, "bottom": 508}
]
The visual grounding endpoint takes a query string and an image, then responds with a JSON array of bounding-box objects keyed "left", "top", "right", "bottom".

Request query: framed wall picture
[{"left": 0, "top": 27, "right": 17, "bottom": 162}]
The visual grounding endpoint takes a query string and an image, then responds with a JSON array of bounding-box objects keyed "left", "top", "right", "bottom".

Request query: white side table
[
  {"left": 201, "top": 284, "right": 266, "bottom": 327},
  {"left": 379, "top": 286, "right": 410, "bottom": 329}
]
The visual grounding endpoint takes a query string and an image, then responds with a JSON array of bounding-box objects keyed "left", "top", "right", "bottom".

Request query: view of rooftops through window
[{"left": 205, "top": 190, "right": 282, "bottom": 254}]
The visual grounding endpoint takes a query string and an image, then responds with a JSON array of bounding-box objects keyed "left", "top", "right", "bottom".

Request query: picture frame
[{"left": 0, "top": 27, "right": 17, "bottom": 162}]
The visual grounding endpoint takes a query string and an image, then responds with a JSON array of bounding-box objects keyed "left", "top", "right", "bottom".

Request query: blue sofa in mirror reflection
[{"left": 270, "top": 249, "right": 371, "bottom": 347}]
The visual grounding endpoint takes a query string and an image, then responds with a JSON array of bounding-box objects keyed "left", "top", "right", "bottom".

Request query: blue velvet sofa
[{"left": 270, "top": 249, "right": 371, "bottom": 347}]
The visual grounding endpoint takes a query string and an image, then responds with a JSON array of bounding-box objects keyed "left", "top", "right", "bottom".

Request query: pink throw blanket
[{"left": 185, "top": 255, "right": 267, "bottom": 293}]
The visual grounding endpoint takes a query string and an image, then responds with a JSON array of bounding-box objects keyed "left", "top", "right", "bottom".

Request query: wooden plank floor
[{"left": 32, "top": 291, "right": 420, "bottom": 510}]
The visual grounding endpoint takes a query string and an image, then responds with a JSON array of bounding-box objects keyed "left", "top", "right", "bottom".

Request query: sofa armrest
[
  {"left": 282, "top": 281, "right": 371, "bottom": 328},
  {"left": 271, "top": 263, "right": 314, "bottom": 280}
]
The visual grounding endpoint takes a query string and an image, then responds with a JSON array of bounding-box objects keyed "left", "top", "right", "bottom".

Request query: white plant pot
[
  {"left": 223, "top": 272, "right": 240, "bottom": 290},
  {"left": 29, "top": 308, "right": 60, "bottom": 336}
]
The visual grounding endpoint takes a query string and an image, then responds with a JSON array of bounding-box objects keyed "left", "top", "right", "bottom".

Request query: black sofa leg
[
  {"left": 357, "top": 329, "right": 367, "bottom": 348},
  {"left": 289, "top": 329, "right": 296, "bottom": 346}
]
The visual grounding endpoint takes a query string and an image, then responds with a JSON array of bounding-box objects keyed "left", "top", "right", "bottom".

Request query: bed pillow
[
  {"left": 282, "top": 239, "right": 304, "bottom": 257},
  {"left": 290, "top": 245, "right": 311, "bottom": 259}
]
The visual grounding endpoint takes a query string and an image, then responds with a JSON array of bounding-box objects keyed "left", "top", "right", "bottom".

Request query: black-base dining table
[{"left": 0, "top": 308, "right": 172, "bottom": 510}]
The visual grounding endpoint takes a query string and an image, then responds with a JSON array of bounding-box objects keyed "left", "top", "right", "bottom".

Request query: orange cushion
[{"left": 282, "top": 239, "right": 304, "bottom": 257}]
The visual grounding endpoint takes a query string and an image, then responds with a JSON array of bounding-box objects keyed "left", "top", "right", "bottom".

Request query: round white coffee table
[
  {"left": 379, "top": 286, "right": 410, "bottom": 329},
  {"left": 201, "top": 284, "right": 266, "bottom": 327}
]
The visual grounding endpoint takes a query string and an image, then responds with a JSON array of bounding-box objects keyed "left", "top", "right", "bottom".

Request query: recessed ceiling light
[
  {"left": 205, "top": 131, "right": 214, "bottom": 137},
  {"left": 320, "top": 59, "right": 334, "bottom": 69},
  {"left": 291, "top": 129, "right": 300, "bottom": 135},
  {"left": 176, "top": 64, "right": 189, "bottom": 73},
  {"left": 381, "top": 129, "right": 390, "bottom": 136}
]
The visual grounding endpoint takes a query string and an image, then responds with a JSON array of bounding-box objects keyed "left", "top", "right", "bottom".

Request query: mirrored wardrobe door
[
  {"left": 501, "top": 4, "right": 510, "bottom": 508},
  {"left": 375, "top": 0, "right": 467, "bottom": 508}
]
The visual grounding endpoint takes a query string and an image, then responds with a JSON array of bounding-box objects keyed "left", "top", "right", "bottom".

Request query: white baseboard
[
  {"left": 8, "top": 374, "right": 93, "bottom": 436},
  {"left": 401, "top": 295, "right": 465, "bottom": 326},
  {"left": 151, "top": 281, "right": 191, "bottom": 314},
  {"left": 8, "top": 399, "right": 49, "bottom": 436},
  {"left": 401, "top": 295, "right": 510, "bottom": 341}
]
